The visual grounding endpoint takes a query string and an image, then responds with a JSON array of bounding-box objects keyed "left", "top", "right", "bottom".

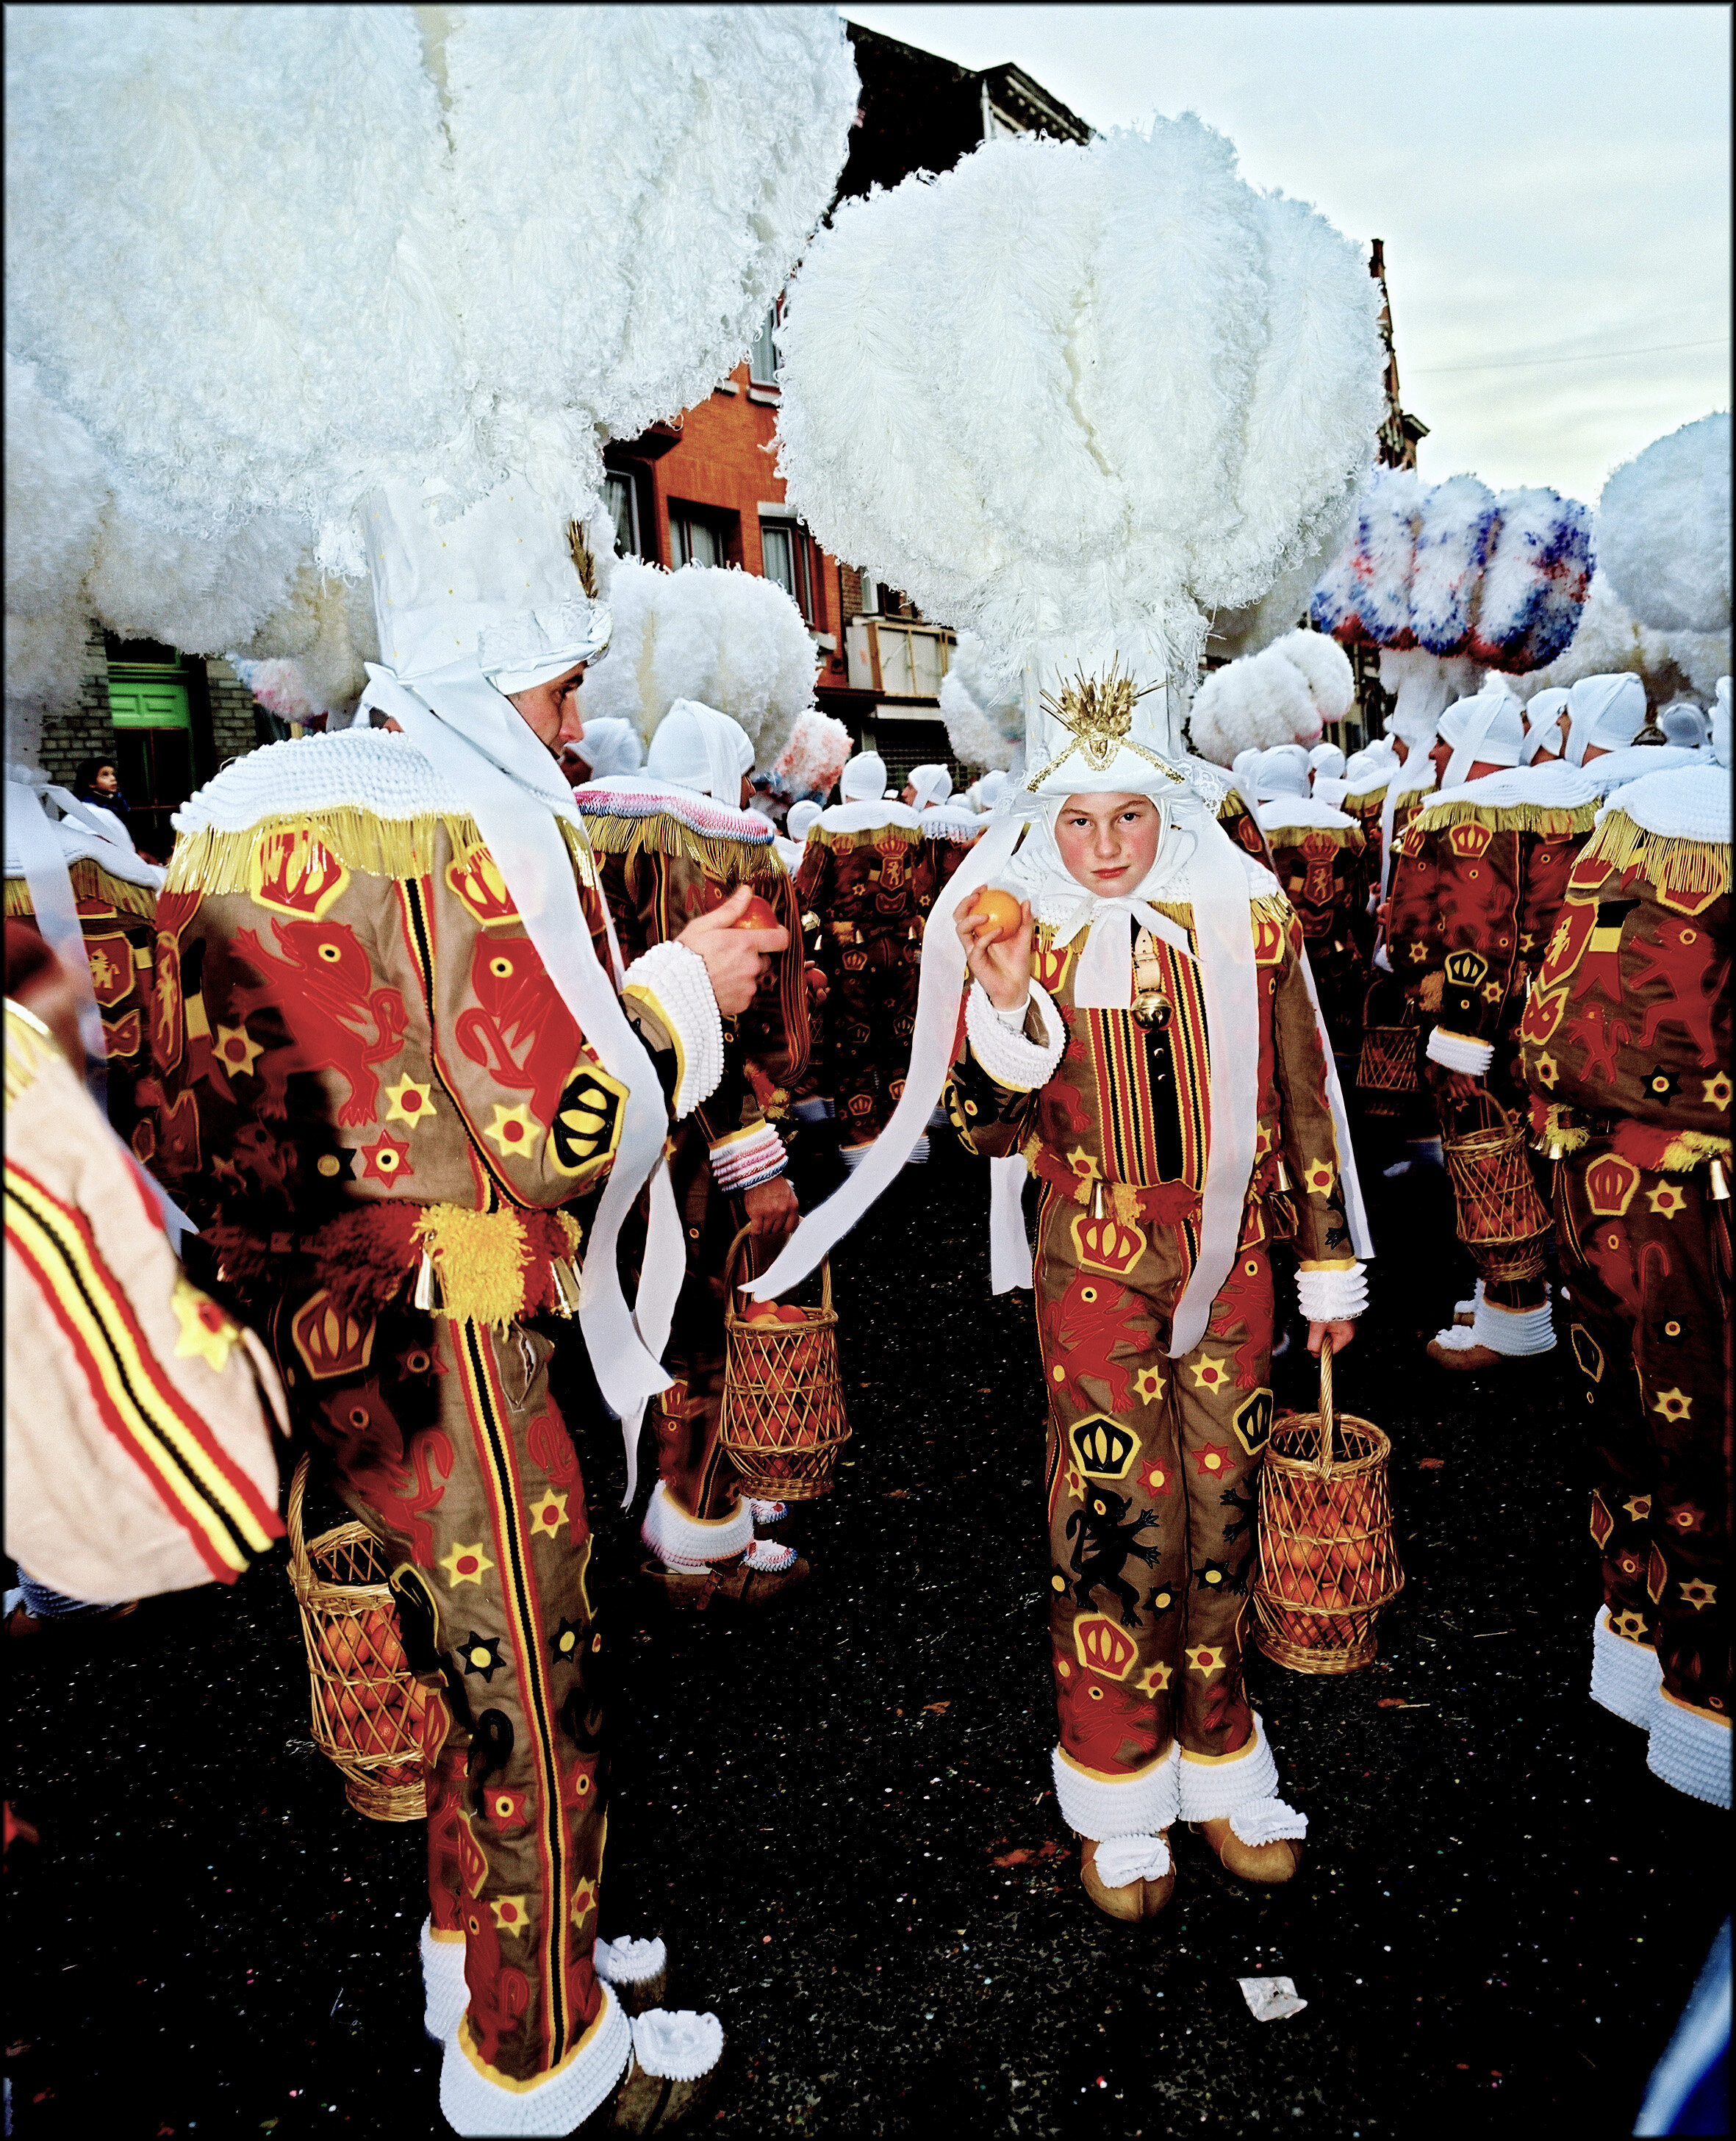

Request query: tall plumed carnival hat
[
  {"left": 7, "top": 4, "right": 860, "bottom": 1449},
  {"left": 747, "top": 114, "right": 1382, "bottom": 1337}
]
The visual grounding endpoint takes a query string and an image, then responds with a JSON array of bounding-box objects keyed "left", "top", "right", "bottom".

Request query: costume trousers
[
  {"left": 1034, "top": 1186, "right": 1273, "bottom": 1776},
  {"left": 1553, "top": 1148, "right": 1732, "bottom": 1731},
  {"left": 828, "top": 935, "right": 918, "bottom": 1145},
  {"left": 652, "top": 1120, "right": 745, "bottom": 1525},
  {"left": 295, "top": 1302, "right": 610, "bottom": 2089}
]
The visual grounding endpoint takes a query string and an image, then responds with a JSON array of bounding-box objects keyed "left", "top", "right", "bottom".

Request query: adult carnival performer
[
  {"left": 154, "top": 483, "right": 770, "bottom": 2134},
  {"left": 750, "top": 107, "right": 1385, "bottom": 1921},
  {"left": 903, "top": 761, "right": 983, "bottom": 909},
  {"left": 1249, "top": 745, "right": 1367, "bottom": 1064},
  {"left": 575, "top": 697, "right": 811, "bottom": 1602},
  {"left": 1385, "top": 685, "right": 1598, "bottom": 1369},
  {"left": 1519, "top": 688, "right": 1730, "bottom": 1807},
  {"left": 4, "top": 768, "right": 167, "bottom": 1155},
  {"left": 794, "top": 751, "right": 925, "bottom": 1169}
]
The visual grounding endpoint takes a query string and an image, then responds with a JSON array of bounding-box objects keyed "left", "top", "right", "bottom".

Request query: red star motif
[
  {"left": 1137, "top": 1457, "right": 1172, "bottom": 1498},
  {"left": 1191, "top": 1442, "right": 1232, "bottom": 1479},
  {"left": 359, "top": 1132, "right": 414, "bottom": 1185}
]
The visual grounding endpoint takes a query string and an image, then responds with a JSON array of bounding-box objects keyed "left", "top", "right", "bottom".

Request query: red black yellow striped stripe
[{"left": 4, "top": 1160, "right": 281, "bottom": 1580}]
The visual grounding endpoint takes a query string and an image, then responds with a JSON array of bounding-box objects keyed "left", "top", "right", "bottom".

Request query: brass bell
[
  {"left": 1090, "top": 1178, "right": 1108, "bottom": 1221},
  {"left": 1710, "top": 1156, "right": 1730, "bottom": 1204},
  {"left": 549, "top": 1257, "right": 582, "bottom": 1319},
  {"left": 412, "top": 1249, "right": 442, "bottom": 1313},
  {"left": 1131, "top": 989, "right": 1171, "bottom": 1030},
  {"left": 1271, "top": 1157, "right": 1291, "bottom": 1194}
]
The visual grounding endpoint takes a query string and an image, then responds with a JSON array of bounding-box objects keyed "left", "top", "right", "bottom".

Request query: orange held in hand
[
  {"left": 731, "top": 893, "right": 780, "bottom": 931},
  {"left": 966, "top": 887, "right": 1022, "bottom": 944}
]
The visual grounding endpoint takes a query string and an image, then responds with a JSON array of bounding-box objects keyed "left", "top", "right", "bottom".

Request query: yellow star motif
[
  {"left": 1622, "top": 1494, "right": 1653, "bottom": 1522},
  {"left": 1302, "top": 1158, "right": 1336, "bottom": 1197},
  {"left": 214, "top": 1022, "right": 263, "bottom": 1077},
  {"left": 489, "top": 1895, "right": 531, "bottom": 1936},
  {"left": 1185, "top": 1645, "right": 1226, "bottom": 1676},
  {"left": 1136, "top": 1662, "right": 1173, "bottom": 1696},
  {"left": 171, "top": 1277, "right": 238, "bottom": 1372},
  {"left": 384, "top": 1074, "right": 437, "bottom": 1131},
  {"left": 1065, "top": 1146, "right": 1100, "bottom": 1181},
  {"left": 483, "top": 1101, "right": 539, "bottom": 1159},
  {"left": 528, "top": 1488, "right": 570, "bottom": 1538},
  {"left": 569, "top": 1876, "right": 599, "bottom": 1927},
  {"left": 1132, "top": 1366, "right": 1166, "bottom": 1405},
  {"left": 1532, "top": 1052, "right": 1559, "bottom": 1089},
  {"left": 1646, "top": 1183, "right": 1687, "bottom": 1218},
  {"left": 1481, "top": 980, "right": 1504, "bottom": 1003},
  {"left": 1406, "top": 942, "right": 1428, "bottom": 964},
  {"left": 440, "top": 1541, "right": 494, "bottom": 1588},
  {"left": 1609, "top": 1610, "right": 1651, "bottom": 1643},
  {"left": 1701, "top": 1072, "right": 1732, "bottom": 1109},
  {"left": 1678, "top": 1579, "right": 1717, "bottom": 1613},
  {"left": 1651, "top": 1387, "right": 1693, "bottom": 1424},
  {"left": 1188, "top": 1353, "right": 1230, "bottom": 1391}
]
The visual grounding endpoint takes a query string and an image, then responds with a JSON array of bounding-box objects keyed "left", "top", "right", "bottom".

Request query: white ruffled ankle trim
[
  {"left": 1590, "top": 1608, "right": 1663, "bottom": 1730},
  {"left": 641, "top": 1481, "right": 753, "bottom": 1572},
  {"left": 631, "top": 2008, "right": 725, "bottom": 2083},
  {"left": 966, "top": 979, "right": 1064, "bottom": 1091},
  {"left": 438, "top": 1988, "right": 631, "bottom": 2137},
  {"left": 421, "top": 1918, "right": 467, "bottom": 2043},
  {"left": 1052, "top": 1741, "right": 1180, "bottom": 1843},
  {"left": 1647, "top": 1695, "right": 1732, "bottom": 1809},
  {"left": 1471, "top": 1296, "right": 1554, "bottom": 1356},
  {"left": 1091, "top": 1832, "right": 1172, "bottom": 1886},
  {"left": 742, "top": 1537, "right": 797, "bottom": 1573},
  {"left": 1177, "top": 1713, "right": 1283, "bottom": 1821},
  {"left": 1227, "top": 1798, "right": 1309, "bottom": 1846},
  {"left": 905, "top": 1133, "right": 930, "bottom": 1165},
  {"left": 746, "top": 1496, "right": 786, "bottom": 1525},
  {"left": 594, "top": 1934, "right": 667, "bottom": 1992},
  {"left": 622, "top": 942, "right": 724, "bottom": 1119}
]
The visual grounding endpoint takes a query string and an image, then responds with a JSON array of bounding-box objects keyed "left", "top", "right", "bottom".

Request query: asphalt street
[{"left": 5, "top": 1125, "right": 1725, "bottom": 2137}]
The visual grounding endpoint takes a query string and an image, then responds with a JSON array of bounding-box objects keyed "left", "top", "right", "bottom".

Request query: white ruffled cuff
[
  {"left": 709, "top": 1121, "right": 786, "bottom": 1193},
  {"left": 631, "top": 2009, "right": 725, "bottom": 2083},
  {"left": 1177, "top": 1713, "right": 1286, "bottom": 1821},
  {"left": 440, "top": 1986, "right": 631, "bottom": 2137},
  {"left": 1426, "top": 1025, "right": 1494, "bottom": 1076},
  {"left": 640, "top": 1480, "right": 753, "bottom": 1572},
  {"left": 1296, "top": 1263, "right": 1369, "bottom": 1322},
  {"left": 1051, "top": 1740, "right": 1180, "bottom": 1842},
  {"left": 623, "top": 942, "right": 724, "bottom": 1118},
  {"left": 966, "top": 979, "right": 1064, "bottom": 1093}
]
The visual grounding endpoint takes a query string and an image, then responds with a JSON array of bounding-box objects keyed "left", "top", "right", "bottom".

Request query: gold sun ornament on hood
[{"left": 1027, "top": 660, "right": 1183, "bottom": 791}]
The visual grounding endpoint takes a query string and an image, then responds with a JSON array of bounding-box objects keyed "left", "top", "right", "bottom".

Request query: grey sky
[{"left": 845, "top": 4, "right": 1732, "bottom": 506}]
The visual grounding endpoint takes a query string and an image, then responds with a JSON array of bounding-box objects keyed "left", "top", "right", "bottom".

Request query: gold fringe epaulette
[
  {"left": 4, "top": 999, "right": 62, "bottom": 1102},
  {"left": 4, "top": 858, "right": 159, "bottom": 919},
  {"left": 1344, "top": 784, "right": 1390, "bottom": 811},
  {"left": 819, "top": 823, "right": 922, "bottom": 853},
  {"left": 1579, "top": 810, "right": 1730, "bottom": 903},
  {"left": 1266, "top": 822, "right": 1363, "bottom": 850},
  {"left": 1416, "top": 795, "right": 1597, "bottom": 839},
  {"left": 1136, "top": 891, "right": 1294, "bottom": 941},
  {"left": 162, "top": 807, "right": 598, "bottom": 899},
  {"left": 578, "top": 808, "right": 786, "bottom": 884}
]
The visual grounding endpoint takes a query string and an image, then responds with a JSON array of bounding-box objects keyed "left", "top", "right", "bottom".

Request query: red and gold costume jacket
[
  {"left": 794, "top": 805, "right": 925, "bottom": 969},
  {"left": 575, "top": 780, "right": 808, "bottom": 1193},
  {"left": 1255, "top": 800, "right": 1367, "bottom": 1048},
  {"left": 151, "top": 730, "right": 687, "bottom": 1343},
  {"left": 914, "top": 803, "right": 983, "bottom": 916},
  {"left": 1520, "top": 763, "right": 1731, "bottom": 1173},
  {"left": 950, "top": 878, "right": 1357, "bottom": 1283},
  {"left": 1386, "top": 761, "right": 1599, "bottom": 1086}
]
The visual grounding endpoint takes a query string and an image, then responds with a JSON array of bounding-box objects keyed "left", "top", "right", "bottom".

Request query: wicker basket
[
  {"left": 1442, "top": 1091, "right": 1552, "bottom": 1281},
  {"left": 287, "top": 1455, "right": 431, "bottom": 1822},
  {"left": 1252, "top": 1338, "right": 1404, "bottom": 1674},
  {"left": 1356, "top": 981, "right": 1419, "bottom": 1113},
  {"left": 717, "top": 1227, "right": 850, "bottom": 1500}
]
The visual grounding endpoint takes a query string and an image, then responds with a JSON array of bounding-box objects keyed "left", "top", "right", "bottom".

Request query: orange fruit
[
  {"left": 731, "top": 893, "right": 780, "bottom": 931},
  {"left": 966, "top": 888, "right": 1022, "bottom": 944}
]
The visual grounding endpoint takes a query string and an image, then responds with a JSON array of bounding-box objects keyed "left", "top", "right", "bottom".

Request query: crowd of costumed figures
[{"left": 2, "top": 7, "right": 1728, "bottom": 2133}]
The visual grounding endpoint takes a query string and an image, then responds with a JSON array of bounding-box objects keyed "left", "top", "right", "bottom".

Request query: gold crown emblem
[
  {"left": 1026, "top": 659, "right": 1180, "bottom": 790},
  {"left": 250, "top": 830, "right": 350, "bottom": 920}
]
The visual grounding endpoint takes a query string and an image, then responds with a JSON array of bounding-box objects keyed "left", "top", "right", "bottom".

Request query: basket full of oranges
[
  {"left": 1251, "top": 1338, "right": 1404, "bottom": 1675},
  {"left": 718, "top": 1225, "right": 851, "bottom": 1500},
  {"left": 287, "top": 1455, "right": 434, "bottom": 1821}
]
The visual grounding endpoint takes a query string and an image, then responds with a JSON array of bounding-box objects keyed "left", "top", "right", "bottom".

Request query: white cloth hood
[
  {"left": 1658, "top": 701, "right": 1708, "bottom": 748},
  {"left": 1252, "top": 745, "right": 1312, "bottom": 803},
  {"left": 1439, "top": 687, "right": 1525, "bottom": 789},
  {"left": 1565, "top": 673, "right": 1646, "bottom": 764},
  {"left": 571, "top": 717, "right": 643, "bottom": 781},
  {"left": 1308, "top": 742, "right": 1346, "bottom": 779},
  {"left": 1521, "top": 687, "right": 1569, "bottom": 761},
  {"left": 786, "top": 800, "right": 822, "bottom": 842},
  {"left": 646, "top": 699, "right": 753, "bottom": 800},
  {"left": 907, "top": 762, "right": 953, "bottom": 811},
  {"left": 840, "top": 752, "right": 889, "bottom": 803}
]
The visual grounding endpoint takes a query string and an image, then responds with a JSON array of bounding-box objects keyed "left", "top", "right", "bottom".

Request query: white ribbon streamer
[
  {"left": 8, "top": 778, "right": 108, "bottom": 1069},
  {"left": 988, "top": 1155, "right": 1032, "bottom": 1291}
]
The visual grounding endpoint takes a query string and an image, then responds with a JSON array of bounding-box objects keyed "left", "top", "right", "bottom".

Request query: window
[
  {"left": 858, "top": 572, "right": 879, "bottom": 615},
  {"left": 670, "top": 511, "right": 726, "bottom": 570},
  {"left": 604, "top": 470, "right": 641, "bottom": 557},
  {"left": 750, "top": 306, "right": 778, "bottom": 387},
  {"left": 760, "top": 519, "right": 816, "bottom": 622}
]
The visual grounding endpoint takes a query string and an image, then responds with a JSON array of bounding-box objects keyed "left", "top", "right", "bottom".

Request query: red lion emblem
[
  {"left": 232, "top": 917, "right": 408, "bottom": 1127},
  {"left": 1042, "top": 1272, "right": 1146, "bottom": 1413}
]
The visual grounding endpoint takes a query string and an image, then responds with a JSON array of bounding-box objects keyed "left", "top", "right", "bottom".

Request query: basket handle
[
  {"left": 287, "top": 1451, "right": 311, "bottom": 1579},
  {"left": 1314, "top": 1334, "right": 1336, "bottom": 1475},
  {"left": 725, "top": 1222, "right": 831, "bottom": 1313}
]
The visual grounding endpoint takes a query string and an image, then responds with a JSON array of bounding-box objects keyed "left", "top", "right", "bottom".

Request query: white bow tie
[{"left": 1048, "top": 894, "right": 1197, "bottom": 1009}]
